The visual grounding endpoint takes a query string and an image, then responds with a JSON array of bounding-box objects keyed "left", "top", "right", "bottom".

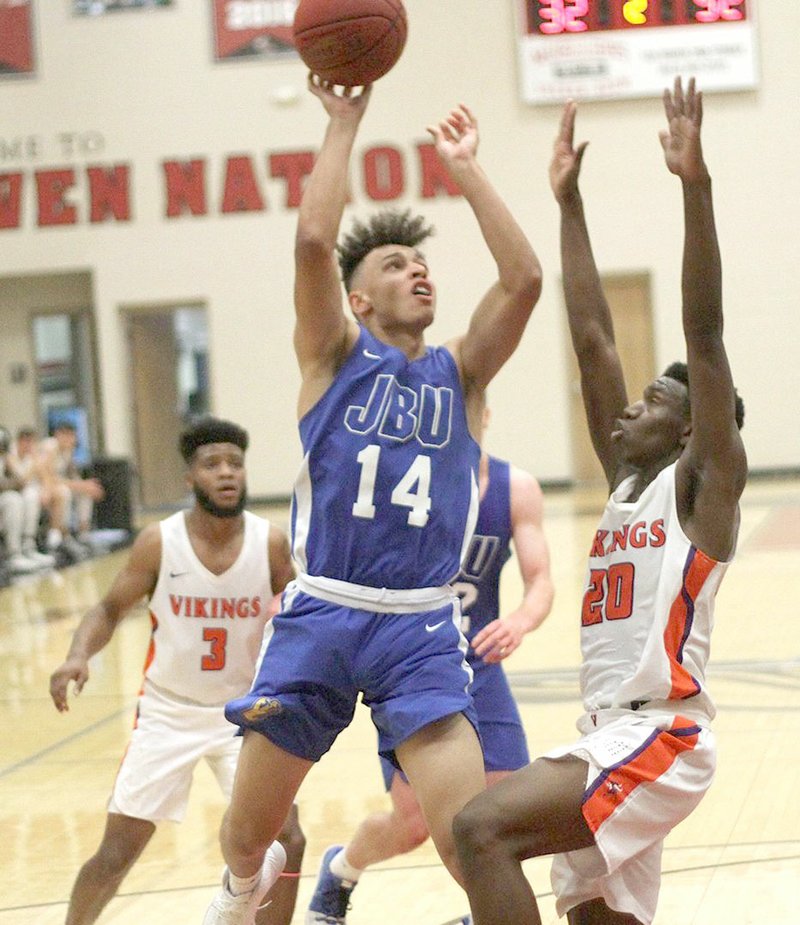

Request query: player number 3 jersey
[{"left": 144, "top": 510, "right": 272, "bottom": 705}]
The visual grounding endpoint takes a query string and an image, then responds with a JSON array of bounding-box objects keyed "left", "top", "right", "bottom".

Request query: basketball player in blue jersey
[
  {"left": 305, "top": 421, "right": 554, "bottom": 924},
  {"left": 49, "top": 418, "right": 304, "bottom": 925},
  {"left": 202, "top": 76, "right": 543, "bottom": 925},
  {"left": 453, "top": 79, "right": 747, "bottom": 925}
]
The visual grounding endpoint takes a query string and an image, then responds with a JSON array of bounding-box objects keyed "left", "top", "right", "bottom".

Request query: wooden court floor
[{"left": 1, "top": 477, "right": 798, "bottom": 924}]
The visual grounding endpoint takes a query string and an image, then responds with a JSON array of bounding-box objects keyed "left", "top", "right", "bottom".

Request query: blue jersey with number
[
  {"left": 454, "top": 456, "right": 512, "bottom": 643},
  {"left": 291, "top": 326, "right": 480, "bottom": 590}
]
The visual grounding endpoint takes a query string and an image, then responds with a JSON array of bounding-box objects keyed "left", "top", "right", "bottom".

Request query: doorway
[
  {"left": 0, "top": 271, "right": 100, "bottom": 456},
  {"left": 565, "top": 273, "right": 655, "bottom": 485},
  {"left": 123, "top": 304, "right": 210, "bottom": 509}
]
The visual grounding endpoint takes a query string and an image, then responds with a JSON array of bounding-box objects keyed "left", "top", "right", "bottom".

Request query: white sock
[
  {"left": 227, "top": 869, "right": 260, "bottom": 896},
  {"left": 329, "top": 848, "right": 363, "bottom": 884}
]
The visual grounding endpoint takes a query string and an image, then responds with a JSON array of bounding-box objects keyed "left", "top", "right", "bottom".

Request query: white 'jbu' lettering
[{"left": 344, "top": 375, "right": 453, "bottom": 448}]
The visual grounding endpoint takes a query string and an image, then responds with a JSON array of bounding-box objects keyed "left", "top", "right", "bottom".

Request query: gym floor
[{"left": 1, "top": 476, "right": 798, "bottom": 924}]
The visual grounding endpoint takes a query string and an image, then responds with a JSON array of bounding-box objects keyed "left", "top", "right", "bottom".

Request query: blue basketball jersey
[
  {"left": 291, "top": 326, "right": 480, "bottom": 590},
  {"left": 453, "top": 456, "right": 513, "bottom": 643}
]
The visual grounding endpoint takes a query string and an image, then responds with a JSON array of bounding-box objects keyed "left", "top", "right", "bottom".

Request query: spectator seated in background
[
  {"left": 39, "top": 421, "right": 105, "bottom": 562},
  {"left": 0, "top": 426, "right": 56, "bottom": 574}
]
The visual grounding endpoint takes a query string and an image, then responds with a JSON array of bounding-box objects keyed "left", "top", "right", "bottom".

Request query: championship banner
[
  {"left": 0, "top": 0, "right": 35, "bottom": 77},
  {"left": 212, "top": 0, "right": 299, "bottom": 62},
  {"left": 518, "top": 0, "right": 759, "bottom": 103}
]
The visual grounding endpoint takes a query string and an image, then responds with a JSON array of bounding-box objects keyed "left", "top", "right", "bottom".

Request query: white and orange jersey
[
  {"left": 144, "top": 510, "right": 272, "bottom": 705},
  {"left": 579, "top": 462, "right": 732, "bottom": 725}
]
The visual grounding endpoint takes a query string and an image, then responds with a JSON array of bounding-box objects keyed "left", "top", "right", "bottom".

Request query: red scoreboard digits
[{"left": 528, "top": 0, "right": 747, "bottom": 35}]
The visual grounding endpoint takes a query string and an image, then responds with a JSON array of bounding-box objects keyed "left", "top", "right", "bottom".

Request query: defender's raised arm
[
  {"left": 663, "top": 77, "right": 747, "bottom": 559},
  {"left": 550, "top": 101, "right": 628, "bottom": 487}
]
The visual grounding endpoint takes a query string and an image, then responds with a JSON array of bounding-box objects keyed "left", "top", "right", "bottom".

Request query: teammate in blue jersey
[
  {"left": 202, "top": 77, "right": 543, "bottom": 925},
  {"left": 306, "top": 429, "right": 555, "bottom": 924}
]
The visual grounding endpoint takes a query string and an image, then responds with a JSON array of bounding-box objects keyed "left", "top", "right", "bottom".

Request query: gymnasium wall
[{"left": 1, "top": 1, "right": 796, "bottom": 496}]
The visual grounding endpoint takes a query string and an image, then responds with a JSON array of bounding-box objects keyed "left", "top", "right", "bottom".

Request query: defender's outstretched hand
[
  {"left": 427, "top": 104, "right": 479, "bottom": 172},
  {"left": 660, "top": 76, "right": 707, "bottom": 182},
  {"left": 549, "top": 100, "right": 588, "bottom": 203}
]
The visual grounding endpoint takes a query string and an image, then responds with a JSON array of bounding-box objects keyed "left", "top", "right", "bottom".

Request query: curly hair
[
  {"left": 337, "top": 209, "right": 434, "bottom": 291},
  {"left": 662, "top": 361, "right": 744, "bottom": 430},
  {"left": 179, "top": 416, "right": 249, "bottom": 463}
]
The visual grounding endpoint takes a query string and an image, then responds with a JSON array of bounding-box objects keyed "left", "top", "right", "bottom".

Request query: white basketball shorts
[
  {"left": 108, "top": 680, "right": 241, "bottom": 823},
  {"left": 546, "top": 711, "right": 716, "bottom": 924}
]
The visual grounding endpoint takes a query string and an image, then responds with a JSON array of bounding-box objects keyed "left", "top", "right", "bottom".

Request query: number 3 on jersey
[
  {"left": 201, "top": 627, "right": 227, "bottom": 671},
  {"left": 582, "top": 562, "right": 635, "bottom": 626},
  {"left": 352, "top": 444, "right": 431, "bottom": 527}
]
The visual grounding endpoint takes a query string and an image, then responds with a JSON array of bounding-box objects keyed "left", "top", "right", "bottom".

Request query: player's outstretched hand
[
  {"left": 659, "top": 76, "right": 707, "bottom": 182},
  {"left": 427, "top": 104, "right": 479, "bottom": 173},
  {"left": 50, "top": 658, "right": 89, "bottom": 712},
  {"left": 549, "top": 100, "right": 588, "bottom": 204},
  {"left": 307, "top": 72, "right": 372, "bottom": 122}
]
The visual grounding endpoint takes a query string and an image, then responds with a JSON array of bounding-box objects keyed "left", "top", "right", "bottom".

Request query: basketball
[{"left": 293, "top": 0, "right": 408, "bottom": 87}]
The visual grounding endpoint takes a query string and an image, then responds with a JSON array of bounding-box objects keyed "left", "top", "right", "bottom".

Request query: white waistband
[
  {"left": 577, "top": 699, "right": 713, "bottom": 732},
  {"left": 294, "top": 573, "right": 455, "bottom": 614}
]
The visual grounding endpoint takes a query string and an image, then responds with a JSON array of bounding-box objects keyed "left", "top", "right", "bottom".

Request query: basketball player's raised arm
[
  {"left": 472, "top": 467, "right": 554, "bottom": 664},
  {"left": 49, "top": 524, "right": 161, "bottom": 712},
  {"left": 550, "top": 101, "right": 628, "bottom": 488},
  {"left": 432, "top": 105, "right": 542, "bottom": 392},
  {"left": 294, "top": 77, "right": 371, "bottom": 402},
  {"left": 662, "top": 78, "right": 747, "bottom": 555}
]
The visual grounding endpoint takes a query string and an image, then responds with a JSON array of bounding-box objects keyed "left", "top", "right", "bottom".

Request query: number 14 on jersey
[{"left": 352, "top": 444, "right": 432, "bottom": 528}]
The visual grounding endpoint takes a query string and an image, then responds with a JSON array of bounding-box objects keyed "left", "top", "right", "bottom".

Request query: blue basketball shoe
[{"left": 305, "top": 845, "right": 357, "bottom": 924}]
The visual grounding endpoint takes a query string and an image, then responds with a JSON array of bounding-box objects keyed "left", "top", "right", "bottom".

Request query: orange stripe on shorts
[{"left": 582, "top": 717, "right": 700, "bottom": 834}]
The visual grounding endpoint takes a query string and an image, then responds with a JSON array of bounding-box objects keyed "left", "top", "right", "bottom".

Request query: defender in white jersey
[
  {"left": 50, "top": 418, "right": 303, "bottom": 925},
  {"left": 203, "top": 76, "right": 543, "bottom": 925},
  {"left": 453, "top": 79, "right": 747, "bottom": 925}
]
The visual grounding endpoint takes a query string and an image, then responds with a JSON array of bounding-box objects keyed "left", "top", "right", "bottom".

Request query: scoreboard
[{"left": 517, "top": 0, "right": 758, "bottom": 103}]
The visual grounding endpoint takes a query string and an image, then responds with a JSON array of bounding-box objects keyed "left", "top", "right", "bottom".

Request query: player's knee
[
  {"left": 453, "top": 792, "right": 507, "bottom": 859},
  {"left": 452, "top": 799, "right": 484, "bottom": 854}
]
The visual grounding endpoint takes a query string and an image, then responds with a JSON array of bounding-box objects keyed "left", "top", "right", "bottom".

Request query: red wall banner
[
  {"left": 0, "top": 0, "right": 35, "bottom": 77},
  {"left": 212, "top": 0, "right": 298, "bottom": 62}
]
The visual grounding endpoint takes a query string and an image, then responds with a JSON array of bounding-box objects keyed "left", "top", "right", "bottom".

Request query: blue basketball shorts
[
  {"left": 380, "top": 656, "right": 529, "bottom": 788},
  {"left": 225, "top": 583, "right": 478, "bottom": 764}
]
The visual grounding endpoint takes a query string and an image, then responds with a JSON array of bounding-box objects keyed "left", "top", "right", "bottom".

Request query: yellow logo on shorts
[{"left": 242, "top": 697, "right": 282, "bottom": 722}]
